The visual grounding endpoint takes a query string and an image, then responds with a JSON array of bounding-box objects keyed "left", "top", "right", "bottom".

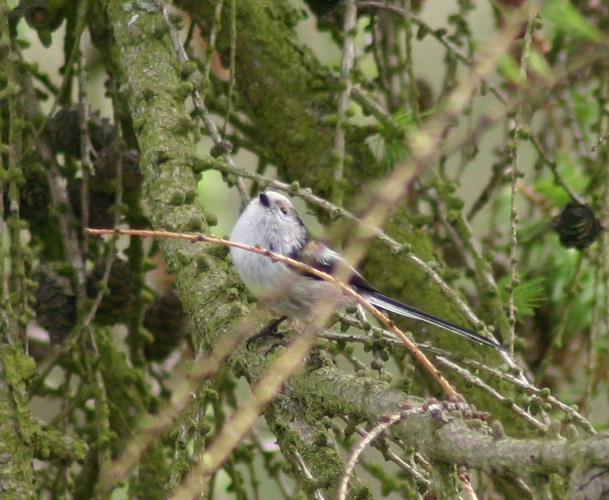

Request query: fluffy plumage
[{"left": 230, "top": 191, "right": 504, "bottom": 350}]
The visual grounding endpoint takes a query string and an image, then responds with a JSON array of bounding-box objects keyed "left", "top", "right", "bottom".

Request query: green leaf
[
  {"left": 381, "top": 139, "right": 409, "bottom": 170},
  {"left": 499, "top": 276, "right": 547, "bottom": 320},
  {"left": 571, "top": 91, "right": 598, "bottom": 127},
  {"left": 542, "top": 0, "right": 601, "bottom": 42},
  {"left": 533, "top": 151, "right": 589, "bottom": 206},
  {"left": 498, "top": 54, "right": 525, "bottom": 85},
  {"left": 377, "top": 109, "right": 416, "bottom": 170},
  {"left": 391, "top": 109, "right": 417, "bottom": 131},
  {"left": 528, "top": 48, "right": 551, "bottom": 77}
]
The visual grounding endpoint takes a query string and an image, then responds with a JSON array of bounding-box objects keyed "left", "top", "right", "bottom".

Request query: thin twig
[
  {"left": 431, "top": 347, "right": 596, "bottom": 435},
  {"left": 528, "top": 134, "right": 584, "bottom": 204},
  {"left": 154, "top": 0, "right": 248, "bottom": 203},
  {"left": 435, "top": 355, "right": 546, "bottom": 430},
  {"left": 324, "top": 320, "right": 596, "bottom": 434},
  {"left": 86, "top": 227, "right": 461, "bottom": 397},
  {"left": 352, "top": 424, "right": 431, "bottom": 487},
  {"left": 337, "top": 411, "right": 412, "bottom": 500},
  {"left": 505, "top": 4, "right": 538, "bottom": 352},
  {"left": 356, "top": 1, "right": 508, "bottom": 104},
  {"left": 292, "top": 449, "right": 328, "bottom": 500},
  {"left": 333, "top": 0, "right": 357, "bottom": 204},
  {"left": 222, "top": 0, "right": 237, "bottom": 136}
]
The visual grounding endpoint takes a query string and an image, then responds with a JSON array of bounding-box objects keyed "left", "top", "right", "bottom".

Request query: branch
[
  {"left": 86, "top": 227, "right": 463, "bottom": 397},
  {"left": 288, "top": 365, "right": 609, "bottom": 482}
]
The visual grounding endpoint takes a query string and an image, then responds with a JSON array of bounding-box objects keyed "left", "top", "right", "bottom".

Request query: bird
[{"left": 229, "top": 190, "right": 504, "bottom": 351}]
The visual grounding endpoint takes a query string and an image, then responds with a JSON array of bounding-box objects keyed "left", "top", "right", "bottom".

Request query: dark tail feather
[{"left": 362, "top": 289, "right": 506, "bottom": 351}]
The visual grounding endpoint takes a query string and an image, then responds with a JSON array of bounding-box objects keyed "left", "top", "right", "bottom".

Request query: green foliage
[
  {"left": 533, "top": 152, "right": 589, "bottom": 206},
  {"left": 528, "top": 48, "right": 551, "bottom": 77},
  {"left": 571, "top": 91, "right": 599, "bottom": 130},
  {"left": 376, "top": 109, "right": 416, "bottom": 171},
  {"left": 498, "top": 54, "right": 525, "bottom": 85},
  {"left": 542, "top": 0, "right": 602, "bottom": 42},
  {"left": 498, "top": 275, "right": 547, "bottom": 321}
]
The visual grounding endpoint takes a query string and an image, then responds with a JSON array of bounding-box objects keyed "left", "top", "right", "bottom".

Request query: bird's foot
[{"left": 246, "top": 316, "right": 287, "bottom": 351}]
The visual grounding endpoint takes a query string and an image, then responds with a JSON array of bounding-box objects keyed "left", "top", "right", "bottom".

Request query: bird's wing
[
  {"left": 290, "top": 239, "right": 365, "bottom": 282},
  {"left": 291, "top": 238, "right": 505, "bottom": 351}
]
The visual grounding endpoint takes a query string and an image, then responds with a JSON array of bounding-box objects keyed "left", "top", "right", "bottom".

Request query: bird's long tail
[{"left": 362, "top": 290, "right": 505, "bottom": 351}]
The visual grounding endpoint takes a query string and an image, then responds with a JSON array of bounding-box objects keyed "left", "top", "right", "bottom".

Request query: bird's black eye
[
  {"left": 259, "top": 193, "right": 270, "bottom": 207},
  {"left": 280, "top": 206, "right": 288, "bottom": 215}
]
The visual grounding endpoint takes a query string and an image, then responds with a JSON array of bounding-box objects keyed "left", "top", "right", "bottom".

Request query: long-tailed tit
[{"left": 230, "top": 190, "right": 504, "bottom": 350}]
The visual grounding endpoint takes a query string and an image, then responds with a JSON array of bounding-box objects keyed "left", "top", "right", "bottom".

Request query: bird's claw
[{"left": 246, "top": 316, "right": 287, "bottom": 350}]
